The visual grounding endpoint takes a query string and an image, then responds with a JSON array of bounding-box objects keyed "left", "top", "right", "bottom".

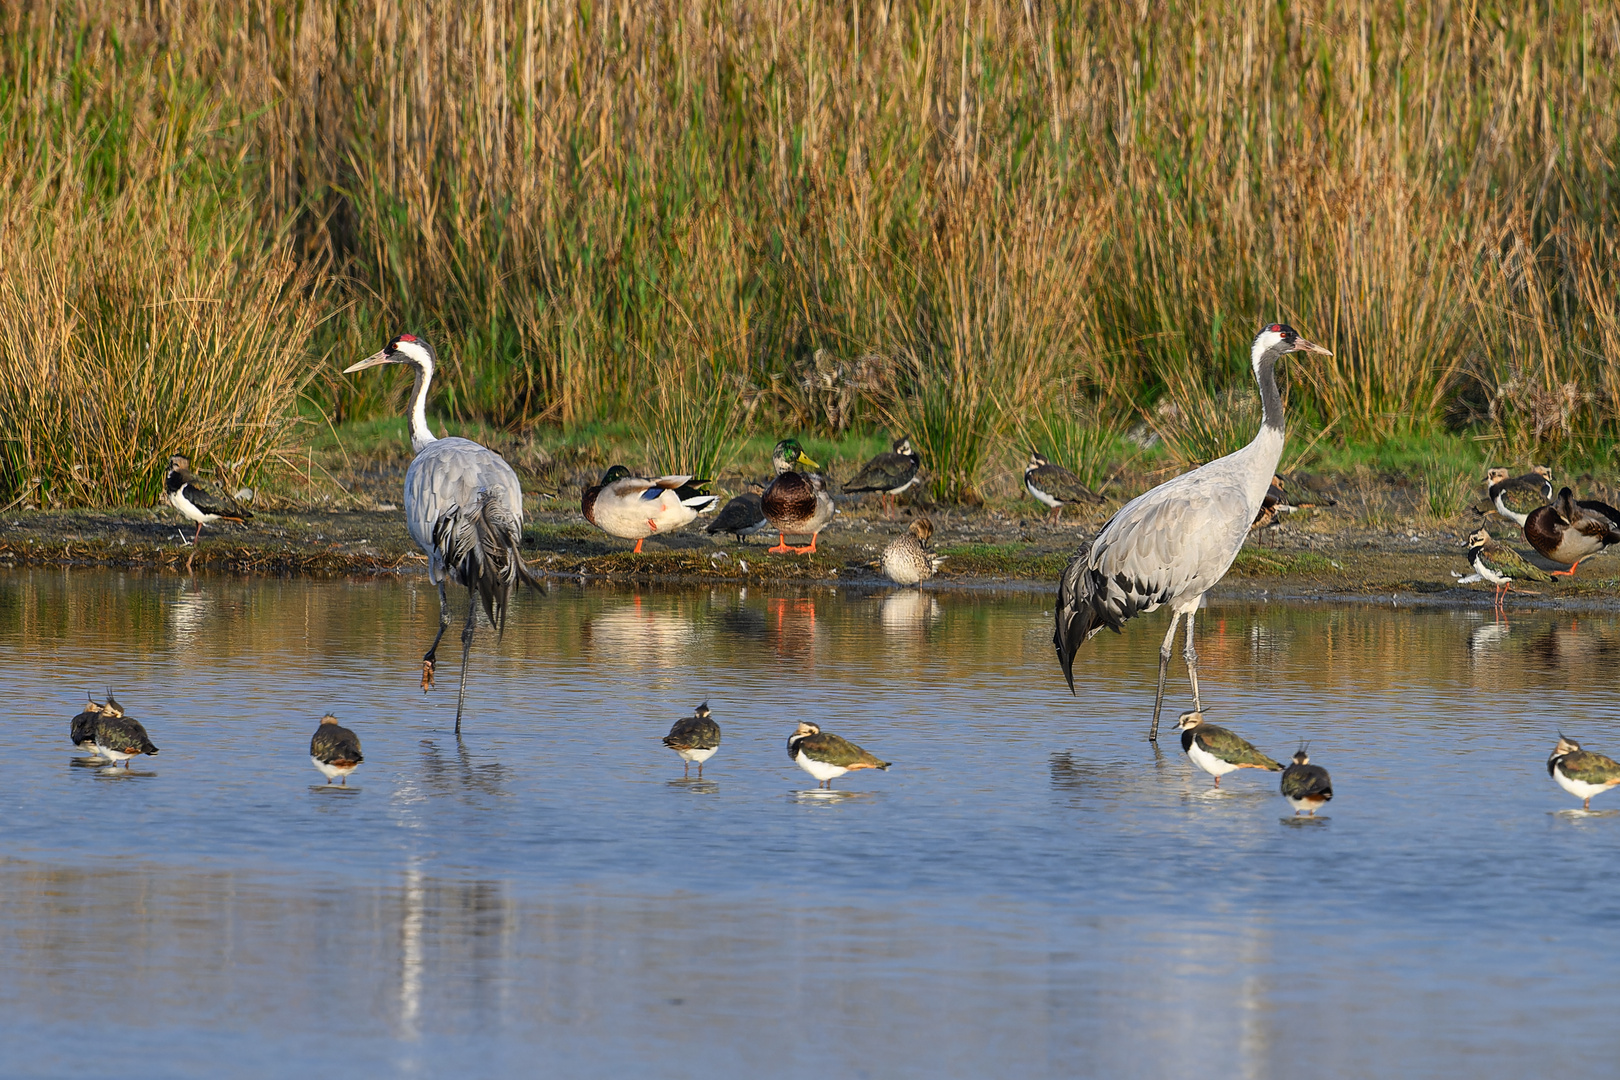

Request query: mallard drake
[
  {"left": 1280, "top": 746, "right": 1333, "bottom": 815},
  {"left": 93, "top": 694, "right": 159, "bottom": 768},
  {"left": 70, "top": 694, "right": 107, "bottom": 756},
  {"left": 1547, "top": 734, "right": 1620, "bottom": 810},
  {"left": 1486, "top": 465, "right": 1552, "bottom": 527},
  {"left": 1174, "top": 710, "right": 1281, "bottom": 788},
  {"left": 310, "top": 714, "right": 364, "bottom": 785},
  {"left": 581, "top": 465, "right": 719, "bottom": 553},
  {"left": 762, "top": 439, "right": 834, "bottom": 554},
  {"left": 786, "top": 721, "right": 890, "bottom": 789},
  {"left": 1464, "top": 527, "right": 1551, "bottom": 608},
  {"left": 165, "top": 454, "right": 252, "bottom": 544},
  {"left": 662, "top": 701, "right": 721, "bottom": 777},
  {"left": 880, "top": 515, "right": 946, "bottom": 585},
  {"left": 1023, "top": 450, "right": 1105, "bottom": 525},
  {"left": 1524, "top": 487, "right": 1620, "bottom": 577},
  {"left": 844, "top": 437, "right": 921, "bottom": 517},
  {"left": 705, "top": 489, "right": 769, "bottom": 543}
]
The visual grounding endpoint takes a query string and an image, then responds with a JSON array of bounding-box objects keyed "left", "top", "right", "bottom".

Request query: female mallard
[
  {"left": 880, "top": 516, "right": 946, "bottom": 585},
  {"left": 762, "top": 439, "right": 834, "bottom": 554},
  {"left": 581, "top": 465, "right": 718, "bottom": 553},
  {"left": 1524, "top": 487, "right": 1620, "bottom": 577}
]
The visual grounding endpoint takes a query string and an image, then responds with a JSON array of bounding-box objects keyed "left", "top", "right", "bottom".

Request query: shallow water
[{"left": 3, "top": 569, "right": 1619, "bottom": 1078}]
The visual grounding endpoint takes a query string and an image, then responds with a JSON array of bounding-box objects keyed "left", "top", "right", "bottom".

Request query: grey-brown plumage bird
[
  {"left": 310, "top": 714, "right": 364, "bottom": 784},
  {"left": 93, "top": 694, "right": 159, "bottom": 768},
  {"left": 787, "top": 721, "right": 890, "bottom": 789},
  {"left": 1024, "top": 450, "right": 1105, "bottom": 525},
  {"left": 843, "top": 437, "right": 921, "bottom": 518},
  {"left": 880, "top": 516, "right": 946, "bottom": 585},
  {"left": 662, "top": 701, "right": 721, "bottom": 777},
  {"left": 1280, "top": 746, "right": 1333, "bottom": 815}
]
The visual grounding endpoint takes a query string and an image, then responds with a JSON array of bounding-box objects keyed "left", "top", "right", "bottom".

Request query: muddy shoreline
[{"left": 5, "top": 498, "right": 1619, "bottom": 612}]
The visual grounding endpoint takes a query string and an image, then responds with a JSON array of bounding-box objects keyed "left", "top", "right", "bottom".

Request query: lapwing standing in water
[
  {"left": 880, "top": 515, "right": 946, "bottom": 585},
  {"left": 309, "top": 714, "right": 364, "bottom": 784},
  {"left": 1547, "top": 734, "right": 1620, "bottom": 810},
  {"left": 70, "top": 694, "right": 107, "bottom": 756},
  {"left": 1463, "top": 527, "right": 1551, "bottom": 609},
  {"left": 843, "top": 437, "right": 921, "bottom": 518},
  {"left": 92, "top": 693, "right": 159, "bottom": 768},
  {"left": 1023, "top": 450, "right": 1105, "bottom": 525},
  {"left": 705, "top": 489, "right": 770, "bottom": 544},
  {"left": 662, "top": 701, "right": 722, "bottom": 777},
  {"left": 165, "top": 455, "right": 252, "bottom": 544},
  {"left": 1173, "top": 709, "right": 1282, "bottom": 788},
  {"left": 1280, "top": 746, "right": 1333, "bottom": 815},
  {"left": 786, "top": 721, "right": 890, "bottom": 789}
]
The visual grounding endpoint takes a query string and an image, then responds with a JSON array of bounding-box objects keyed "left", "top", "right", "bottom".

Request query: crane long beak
[
  {"left": 1293, "top": 338, "right": 1333, "bottom": 357},
  {"left": 343, "top": 350, "right": 396, "bottom": 374}
]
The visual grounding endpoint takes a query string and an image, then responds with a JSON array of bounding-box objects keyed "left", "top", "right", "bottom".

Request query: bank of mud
[{"left": 4, "top": 496, "right": 1619, "bottom": 611}]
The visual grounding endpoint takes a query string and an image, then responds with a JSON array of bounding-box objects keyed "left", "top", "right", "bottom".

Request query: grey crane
[
  {"left": 344, "top": 334, "right": 541, "bottom": 734},
  {"left": 1054, "top": 323, "right": 1331, "bottom": 741}
]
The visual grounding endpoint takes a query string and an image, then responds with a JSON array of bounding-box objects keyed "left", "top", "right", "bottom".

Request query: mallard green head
[
  {"left": 771, "top": 439, "right": 820, "bottom": 474},
  {"left": 600, "top": 465, "right": 633, "bottom": 484}
]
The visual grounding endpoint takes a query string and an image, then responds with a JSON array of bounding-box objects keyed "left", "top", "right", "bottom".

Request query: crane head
[
  {"left": 345, "top": 333, "right": 436, "bottom": 374},
  {"left": 1252, "top": 323, "right": 1331, "bottom": 372}
]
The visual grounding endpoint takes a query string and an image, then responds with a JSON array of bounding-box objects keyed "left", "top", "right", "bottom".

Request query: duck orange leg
[
  {"left": 768, "top": 533, "right": 793, "bottom": 554},
  {"left": 792, "top": 532, "right": 821, "bottom": 554},
  {"left": 633, "top": 538, "right": 645, "bottom": 553},
  {"left": 1550, "top": 560, "right": 1583, "bottom": 577}
]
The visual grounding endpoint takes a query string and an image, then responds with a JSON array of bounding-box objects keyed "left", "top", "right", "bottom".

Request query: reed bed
[{"left": 3, "top": 1, "right": 1620, "bottom": 505}]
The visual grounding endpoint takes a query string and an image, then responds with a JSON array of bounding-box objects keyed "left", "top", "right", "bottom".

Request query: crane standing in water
[
  {"left": 345, "top": 334, "right": 541, "bottom": 734},
  {"left": 1054, "top": 324, "right": 1332, "bottom": 741}
]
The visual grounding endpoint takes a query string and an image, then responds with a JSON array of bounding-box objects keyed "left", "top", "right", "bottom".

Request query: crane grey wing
[{"left": 405, "top": 438, "right": 525, "bottom": 577}]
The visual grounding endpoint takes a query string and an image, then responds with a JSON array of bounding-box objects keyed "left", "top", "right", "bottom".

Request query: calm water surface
[{"left": 3, "top": 569, "right": 1619, "bottom": 1078}]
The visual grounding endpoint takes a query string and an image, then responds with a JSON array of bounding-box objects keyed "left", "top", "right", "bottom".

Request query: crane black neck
[{"left": 1256, "top": 349, "right": 1285, "bottom": 434}]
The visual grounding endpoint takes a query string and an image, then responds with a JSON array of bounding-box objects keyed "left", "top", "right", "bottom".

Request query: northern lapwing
[
  {"left": 165, "top": 455, "right": 252, "bottom": 544},
  {"left": 762, "top": 439, "right": 834, "bottom": 554},
  {"left": 1464, "top": 527, "right": 1551, "bottom": 609},
  {"left": 93, "top": 693, "right": 159, "bottom": 768},
  {"left": 70, "top": 694, "right": 106, "bottom": 756},
  {"left": 1524, "top": 487, "right": 1620, "bottom": 577},
  {"left": 880, "top": 515, "right": 947, "bottom": 585},
  {"left": 662, "top": 701, "right": 722, "bottom": 777},
  {"left": 786, "top": 721, "right": 890, "bottom": 789},
  {"left": 1251, "top": 475, "right": 1294, "bottom": 530},
  {"left": 705, "top": 490, "right": 770, "bottom": 544},
  {"left": 580, "top": 466, "right": 718, "bottom": 553},
  {"left": 843, "top": 437, "right": 921, "bottom": 518},
  {"left": 1547, "top": 734, "right": 1620, "bottom": 810},
  {"left": 1279, "top": 745, "right": 1333, "bottom": 815},
  {"left": 310, "top": 714, "right": 364, "bottom": 784},
  {"left": 1024, "top": 450, "right": 1105, "bottom": 525},
  {"left": 1485, "top": 465, "right": 1552, "bottom": 527},
  {"left": 1173, "top": 709, "right": 1282, "bottom": 788}
]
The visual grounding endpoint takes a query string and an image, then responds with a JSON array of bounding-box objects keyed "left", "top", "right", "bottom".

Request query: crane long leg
[
  {"left": 1183, "top": 607, "right": 1202, "bottom": 712},
  {"left": 454, "top": 586, "right": 477, "bottom": 735},
  {"left": 1150, "top": 612, "right": 1184, "bottom": 742},
  {"left": 422, "top": 579, "right": 450, "bottom": 692}
]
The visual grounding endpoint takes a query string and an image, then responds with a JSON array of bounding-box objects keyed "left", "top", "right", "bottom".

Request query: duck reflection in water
[{"left": 766, "top": 597, "right": 819, "bottom": 661}]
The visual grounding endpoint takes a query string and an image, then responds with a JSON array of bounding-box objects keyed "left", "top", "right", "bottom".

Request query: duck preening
[
  {"left": 1055, "top": 324, "right": 1332, "bottom": 740},
  {"left": 1280, "top": 746, "right": 1333, "bottom": 815},
  {"left": 662, "top": 701, "right": 722, "bottom": 777},
  {"left": 1464, "top": 527, "right": 1550, "bottom": 609},
  {"left": 762, "top": 439, "right": 834, "bottom": 554},
  {"left": 310, "top": 714, "right": 364, "bottom": 785},
  {"left": 843, "top": 437, "right": 921, "bottom": 518},
  {"left": 1174, "top": 710, "right": 1282, "bottom": 788},
  {"left": 787, "top": 721, "right": 890, "bottom": 789},
  {"left": 880, "top": 516, "right": 946, "bottom": 585},
  {"left": 92, "top": 692, "right": 158, "bottom": 767},
  {"left": 1523, "top": 487, "right": 1620, "bottom": 577},
  {"left": 582, "top": 466, "right": 719, "bottom": 553},
  {"left": 165, "top": 455, "right": 252, "bottom": 544},
  {"left": 344, "top": 334, "right": 543, "bottom": 733},
  {"left": 1547, "top": 734, "right": 1620, "bottom": 810},
  {"left": 1024, "top": 451, "right": 1105, "bottom": 525}
]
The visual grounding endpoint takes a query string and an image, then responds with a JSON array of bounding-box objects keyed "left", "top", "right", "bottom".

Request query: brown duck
[{"left": 1524, "top": 487, "right": 1620, "bottom": 577}]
